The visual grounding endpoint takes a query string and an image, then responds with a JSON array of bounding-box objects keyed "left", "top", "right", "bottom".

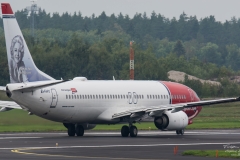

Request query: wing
[
  {"left": 0, "top": 100, "right": 22, "bottom": 112},
  {"left": 112, "top": 97, "right": 240, "bottom": 119}
]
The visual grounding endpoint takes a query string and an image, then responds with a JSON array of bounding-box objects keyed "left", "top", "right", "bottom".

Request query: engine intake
[{"left": 154, "top": 111, "right": 188, "bottom": 130}]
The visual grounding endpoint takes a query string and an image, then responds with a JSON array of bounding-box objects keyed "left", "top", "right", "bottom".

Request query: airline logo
[
  {"left": 61, "top": 88, "right": 78, "bottom": 94},
  {"left": 71, "top": 88, "right": 77, "bottom": 94}
]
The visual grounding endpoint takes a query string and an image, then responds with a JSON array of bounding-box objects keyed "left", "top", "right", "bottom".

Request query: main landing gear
[
  {"left": 176, "top": 129, "right": 184, "bottom": 135},
  {"left": 64, "top": 123, "right": 84, "bottom": 137},
  {"left": 121, "top": 125, "right": 138, "bottom": 137}
]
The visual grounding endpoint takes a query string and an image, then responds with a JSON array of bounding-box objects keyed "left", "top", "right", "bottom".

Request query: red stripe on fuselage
[{"left": 161, "top": 81, "right": 202, "bottom": 123}]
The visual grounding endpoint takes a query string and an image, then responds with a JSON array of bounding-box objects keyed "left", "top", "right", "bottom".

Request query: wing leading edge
[{"left": 112, "top": 97, "right": 240, "bottom": 119}]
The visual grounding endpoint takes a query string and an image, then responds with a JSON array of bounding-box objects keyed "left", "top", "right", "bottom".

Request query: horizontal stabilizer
[
  {"left": 0, "top": 100, "right": 22, "bottom": 112},
  {"left": 11, "top": 80, "right": 69, "bottom": 92},
  {"left": 0, "top": 86, "right": 6, "bottom": 91}
]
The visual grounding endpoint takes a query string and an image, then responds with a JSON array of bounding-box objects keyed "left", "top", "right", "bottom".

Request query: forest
[{"left": 1, "top": 9, "right": 240, "bottom": 98}]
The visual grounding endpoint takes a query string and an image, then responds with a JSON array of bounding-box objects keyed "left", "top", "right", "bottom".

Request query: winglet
[{"left": 1, "top": 3, "right": 13, "bottom": 14}]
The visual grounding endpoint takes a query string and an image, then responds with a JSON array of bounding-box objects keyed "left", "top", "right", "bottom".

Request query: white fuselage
[{"left": 9, "top": 80, "right": 172, "bottom": 124}]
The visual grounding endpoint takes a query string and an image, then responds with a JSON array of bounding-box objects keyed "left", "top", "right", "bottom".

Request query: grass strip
[
  {"left": 0, "top": 102, "right": 240, "bottom": 132},
  {"left": 183, "top": 150, "right": 240, "bottom": 159}
]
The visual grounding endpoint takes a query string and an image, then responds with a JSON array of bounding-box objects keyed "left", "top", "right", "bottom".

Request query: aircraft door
[{"left": 50, "top": 88, "right": 58, "bottom": 108}]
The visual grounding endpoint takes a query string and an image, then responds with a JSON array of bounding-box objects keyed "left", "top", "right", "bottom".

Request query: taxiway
[{"left": 0, "top": 129, "right": 240, "bottom": 160}]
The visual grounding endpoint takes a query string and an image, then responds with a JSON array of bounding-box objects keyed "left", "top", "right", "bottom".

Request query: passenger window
[
  {"left": 93, "top": 95, "right": 95, "bottom": 99},
  {"left": 72, "top": 95, "right": 74, "bottom": 99},
  {"left": 166, "top": 95, "right": 168, "bottom": 99},
  {"left": 150, "top": 95, "right": 152, "bottom": 99},
  {"left": 74, "top": 95, "right": 76, "bottom": 99},
  {"left": 147, "top": 95, "right": 149, "bottom": 99},
  {"left": 158, "top": 95, "right": 160, "bottom": 99},
  {"left": 118, "top": 95, "right": 120, "bottom": 99},
  {"left": 142, "top": 95, "right": 144, "bottom": 99},
  {"left": 66, "top": 95, "right": 68, "bottom": 99},
  {"left": 123, "top": 95, "right": 125, "bottom": 99}
]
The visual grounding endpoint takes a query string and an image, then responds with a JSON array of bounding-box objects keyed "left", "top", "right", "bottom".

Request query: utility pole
[
  {"left": 25, "top": 0, "right": 40, "bottom": 38},
  {"left": 130, "top": 41, "right": 134, "bottom": 80}
]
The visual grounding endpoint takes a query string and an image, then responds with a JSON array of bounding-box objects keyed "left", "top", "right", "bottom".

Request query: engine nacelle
[{"left": 154, "top": 111, "right": 188, "bottom": 130}]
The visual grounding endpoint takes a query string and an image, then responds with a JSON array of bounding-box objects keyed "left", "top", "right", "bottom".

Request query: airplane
[{"left": 0, "top": 3, "right": 239, "bottom": 137}]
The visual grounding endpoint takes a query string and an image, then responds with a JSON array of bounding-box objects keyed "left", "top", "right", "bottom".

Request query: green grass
[
  {"left": 0, "top": 99, "right": 240, "bottom": 132},
  {"left": 183, "top": 150, "right": 240, "bottom": 159},
  {"left": 187, "top": 102, "right": 240, "bottom": 129}
]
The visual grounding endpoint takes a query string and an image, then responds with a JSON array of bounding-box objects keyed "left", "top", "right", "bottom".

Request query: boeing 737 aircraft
[{"left": 0, "top": 3, "right": 239, "bottom": 137}]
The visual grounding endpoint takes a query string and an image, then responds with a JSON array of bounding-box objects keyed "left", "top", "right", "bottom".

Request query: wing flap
[{"left": 112, "top": 97, "right": 240, "bottom": 119}]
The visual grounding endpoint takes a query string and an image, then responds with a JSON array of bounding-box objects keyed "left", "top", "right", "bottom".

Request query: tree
[{"left": 173, "top": 40, "right": 185, "bottom": 57}]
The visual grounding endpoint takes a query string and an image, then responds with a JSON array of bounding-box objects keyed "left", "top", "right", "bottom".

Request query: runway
[{"left": 0, "top": 129, "right": 240, "bottom": 160}]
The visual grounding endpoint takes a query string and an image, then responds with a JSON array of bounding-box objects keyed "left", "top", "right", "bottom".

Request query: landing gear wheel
[
  {"left": 68, "top": 124, "right": 75, "bottom": 136},
  {"left": 76, "top": 125, "right": 84, "bottom": 136},
  {"left": 179, "top": 129, "right": 184, "bottom": 135},
  {"left": 176, "top": 129, "right": 184, "bottom": 135},
  {"left": 121, "top": 125, "right": 129, "bottom": 137},
  {"left": 176, "top": 130, "right": 180, "bottom": 135},
  {"left": 130, "top": 126, "right": 138, "bottom": 137}
]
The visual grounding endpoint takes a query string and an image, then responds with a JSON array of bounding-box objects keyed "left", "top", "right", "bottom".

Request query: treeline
[
  {"left": 5, "top": 10, "right": 239, "bottom": 47},
  {"left": 0, "top": 10, "right": 240, "bottom": 70},
  {"left": 0, "top": 9, "right": 240, "bottom": 97},
  {"left": 0, "top": 29, "right": 240, "bottom": 98}
]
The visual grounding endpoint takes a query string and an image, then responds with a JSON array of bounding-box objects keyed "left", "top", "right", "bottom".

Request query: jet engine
[{"left": 154, "top": 111, "right": 188, "bottom": 130}]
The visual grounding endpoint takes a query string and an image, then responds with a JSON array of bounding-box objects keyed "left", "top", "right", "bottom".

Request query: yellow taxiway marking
[{"left": 11, "top": 149, "right": 166, "bottom": 160}]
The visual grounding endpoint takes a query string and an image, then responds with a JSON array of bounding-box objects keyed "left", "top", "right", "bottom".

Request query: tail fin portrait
[{"left": 1, "top": 3, "right": 54, "bottom": 83}]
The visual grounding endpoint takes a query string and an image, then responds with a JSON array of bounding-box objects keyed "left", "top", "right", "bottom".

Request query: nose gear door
[{"left": 50, "top": 88, "right": 58, "bottom": 108}]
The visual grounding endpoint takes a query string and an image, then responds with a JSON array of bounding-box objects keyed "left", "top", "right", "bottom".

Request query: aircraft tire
[
  {"left": 121, "top": 125, "right": 129, "bottom": 137},
  {"left": 68, "top": 124, "right": 76, "bottom": 136},
  {"left": 76, "top": 125, "right": 84, "bottom": 136},
  {"left": 179, "top": 129, "right": 184, "bottom": 135},
  {"left": 176, "top": 130, "right": 180, "bottom": 135},
  {"left": 130, "top": 126, "right": 138, "bottom": 137}
]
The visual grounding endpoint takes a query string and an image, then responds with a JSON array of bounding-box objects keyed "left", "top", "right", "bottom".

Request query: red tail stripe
[{"left": 1, "top": 3, "right": 13, "bottom": 14}]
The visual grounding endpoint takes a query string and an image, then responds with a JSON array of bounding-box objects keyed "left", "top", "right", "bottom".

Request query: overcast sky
[{"left": 2, "top": 0, "right": 240, "bottom": 22}]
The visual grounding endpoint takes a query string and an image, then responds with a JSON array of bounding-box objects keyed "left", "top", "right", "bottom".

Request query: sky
[{"left": 1, "top": 0, "right": 240, "bottom": 22}]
